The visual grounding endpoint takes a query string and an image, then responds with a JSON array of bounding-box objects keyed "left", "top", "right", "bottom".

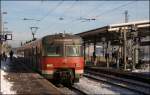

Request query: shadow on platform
[
  {"left": 1, "top": 57, "right": 55, "bottom": 94},
  {"left": 1, "top": 57, "right": 33, "bottom": 73}
]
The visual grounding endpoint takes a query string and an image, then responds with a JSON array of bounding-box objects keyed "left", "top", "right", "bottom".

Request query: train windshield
[
  {"left": 65, "top": 45, "right": 81, "bottom": 56},
  {"left": 46, "top": 45, "right": 62, "bottom": 56}
]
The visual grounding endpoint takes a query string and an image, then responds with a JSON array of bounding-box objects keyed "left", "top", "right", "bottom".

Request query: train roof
[
  {"left": 19, "top": 33, "right": 82, "bottom": 49},
  {"left": 43, "top": 33, "right": 82, "bottom": 40}
]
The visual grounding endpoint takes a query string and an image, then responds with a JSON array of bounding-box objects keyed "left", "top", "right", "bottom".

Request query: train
[{"left": 17, "top": 33, "right": 84, "bottom": 85}]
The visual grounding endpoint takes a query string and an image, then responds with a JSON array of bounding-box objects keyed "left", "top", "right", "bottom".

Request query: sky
[{"left": 1, "top": 0, "right": 149, "bottom": 47}]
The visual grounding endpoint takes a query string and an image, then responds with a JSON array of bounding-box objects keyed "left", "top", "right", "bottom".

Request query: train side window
[
  {"left": 35, "top": 48, "right": 37, "bottom": 55},
  {"left": 37, "top": 45, "right": 41, "bottom": 55},
  {"left": 33, "top": 47, "right": 37, "bottom": 55},
  {"left": 32, "top": 47, "right": 34, "bottom": 56}
]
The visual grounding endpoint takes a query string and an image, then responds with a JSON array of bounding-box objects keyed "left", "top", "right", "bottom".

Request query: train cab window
[
  {"left": 46, "top": 45, "right": 62, "bottom": 56},
  {"left": 65, "top": 45, "right": 81, "bottom": 56}
]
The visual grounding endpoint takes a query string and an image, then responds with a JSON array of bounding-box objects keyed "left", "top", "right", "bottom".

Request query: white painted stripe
[
  {"left": 42, "top": 70, "right": 53, "bottom": 74},
  {"left": 75, "top": 70, "right": 83, "bottom": 74}
]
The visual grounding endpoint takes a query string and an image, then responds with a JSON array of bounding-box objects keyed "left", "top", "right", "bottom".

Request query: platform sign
[
  {"left": 5, "top": 34, "right": 12, "bottom": 40},
  {"left": 0, "top": 34, "right": 12, "bottom": 41}
]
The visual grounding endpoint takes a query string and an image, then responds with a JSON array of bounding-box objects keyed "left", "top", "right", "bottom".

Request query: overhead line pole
[{"left": 123, "top": 10, "right": 128, "bottom": 70}]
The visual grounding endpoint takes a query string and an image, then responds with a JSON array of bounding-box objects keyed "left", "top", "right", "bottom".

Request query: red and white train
[{"left": 17, "top": 33, "right": 84, "bottom": 85}]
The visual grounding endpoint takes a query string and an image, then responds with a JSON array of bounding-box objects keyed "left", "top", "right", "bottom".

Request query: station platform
[
  {"left": 0, "top": 58, "right": 63, "bottom": 94},
  {"left": 85, "top": 61, "right": 150, "bottom": 76},
  {"left": 85, "top": 64, "right": 150, "bottom": 84}
]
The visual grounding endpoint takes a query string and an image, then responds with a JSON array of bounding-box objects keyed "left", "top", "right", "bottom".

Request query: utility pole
[
  {"left": 125, "top": 10, "right": 128, "bottom": 23},
  {"left": 132, "top": 25, "right": 138, "bottom": 70},
  {"left": 123, "top": 27, "right": 127, "bottom": 70},
  {"left": 123, "top": 10, "right": 128, "bottom": 70}
]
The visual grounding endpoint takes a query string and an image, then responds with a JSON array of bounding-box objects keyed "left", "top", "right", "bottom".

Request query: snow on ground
[
  {"left": 132, "top": 69, "right": 150, "bottom": 73},
  {"left": 1, "top": 60, "right": 16, "bottom": 94},
  {"left": 0, "top": 70, "right": 16, "bottom": 94},
  {"left": 73, "top": 77, "right": 138, "bottom": 95},
  {"left": 132, "top": 64, "right": 150, "bottom": 73},
  {"left": 58, "top": 86, "right": 78, "bottom": 95},
  {"left": 132, "top": 63, "right": 150, "bottom": 77}
]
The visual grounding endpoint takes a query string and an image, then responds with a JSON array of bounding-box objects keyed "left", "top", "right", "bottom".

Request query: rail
[{"left": 84, "top": 70, "right": 150, "bottom": 95}]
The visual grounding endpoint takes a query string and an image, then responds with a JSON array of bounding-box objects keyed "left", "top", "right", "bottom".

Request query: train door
[
  {"left": 31, "top": 47, "right": 34, "bottom": 68},
  {"left": 36, "top": 46, "right": 40, "bottom": 72},
  {"left": 26, "top": 48, "right": 30, "bottom": 66},
  {"left": 38, "top": 44, "right": 42, "bottom": 72},
  {"left": 35, "top": 46, "right": 38, "bottom": 71},
  {"left": 24, "top": 49, "right": 27, "bottom": 64},
  {"left": 32, "top": 47, "right": 37, "bottom": 70}
]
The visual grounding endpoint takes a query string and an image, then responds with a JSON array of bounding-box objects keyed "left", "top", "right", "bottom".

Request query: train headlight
[
  {"left": 47, "top": 64, "right": 53, "bottom": 67},
  {"left": 75, "top": 63, "right": 80, "bottom": 67}
]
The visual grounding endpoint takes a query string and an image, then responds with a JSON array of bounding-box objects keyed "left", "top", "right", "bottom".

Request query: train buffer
[{"left": 0, "top": 57, "right": 63, "bottom": 95}]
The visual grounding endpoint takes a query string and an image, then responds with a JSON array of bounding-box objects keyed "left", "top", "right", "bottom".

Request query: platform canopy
[{"left": 76, "top": 20, "right": 150, "bottom": 44}]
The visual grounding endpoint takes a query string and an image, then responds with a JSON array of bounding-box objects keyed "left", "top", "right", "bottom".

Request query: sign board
[
  {"left": 5, "top": 34, "right": 12, "bottom": 40},
  {"left": 0, "top": 34, "right": 12, "bottom": 41}
]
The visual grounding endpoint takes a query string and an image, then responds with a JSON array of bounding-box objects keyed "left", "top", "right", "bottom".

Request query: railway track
[
  {"left": 69, "top": 86, "right": 87, "bottom": 95},
  {"left": 16, "top": 58, "right": 86, "bottom": 95},
  {"left": 15, "top": 58, "right": 148, "bottom": 94},
  {"left": 85, "top": 66, "right": 150, "bottom": 84},
  {"left": 54, "top": 84, "right": 87, "bottom": 95},
  {"left": 84, "top": 70, "right": 150, "bottom": 95}
]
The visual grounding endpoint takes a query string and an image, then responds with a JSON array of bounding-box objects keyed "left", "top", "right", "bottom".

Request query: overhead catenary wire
[
  {"left": 39, "top": 0, "right": 99, "bottom": 33},
  {"left": 39, "top": 1, "right": 136, "bottom": 35},
  {"left": 42, "top": 1, "right": 104, "bottom": 33},
  {"left": 78, "top": 1, "right": 105, "bottom": 20},
  {"left": 93, "top": 1, "right": 135, "bottom": 19},
  {"left": 67, "top": 1, "right": 135, "bottom": 22},
  {"left": 52, "top": 2, "right": 102, "bottom": 30},
  {"left": 60, "top": 1, "right": 105, "bottom": 22},
  {"left": 59, "top": 1, "right": 136, "bottom": 33},
  {"left": 59, "top": 1, "right": 77, "bottom": 20},
  {"left": 70, "top": 1, "right": 135, "bottom": 23},
  {"left": 31, "top": 0, "right": 64, "bottom": 37},
  {"left": 24, "top": 2, "right": 44, "bottom": 25},
  {"left": 35, "top": 0, "right": 64, "bottom": 26},
  {"left": 51, "top": 1, "right": 104, "bottom": 27},
  {"left": 39, "top": 1, "right": 78, "bottom": 34}
]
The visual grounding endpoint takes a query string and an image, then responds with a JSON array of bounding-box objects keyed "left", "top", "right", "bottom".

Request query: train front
[{"left": 41, "top": 34, "right": 84, "bottom": 85}]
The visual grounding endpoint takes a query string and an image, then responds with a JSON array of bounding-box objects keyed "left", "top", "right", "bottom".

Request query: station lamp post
[{"left": 0, "top": 10, "right": 7, "bottom": 55}]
